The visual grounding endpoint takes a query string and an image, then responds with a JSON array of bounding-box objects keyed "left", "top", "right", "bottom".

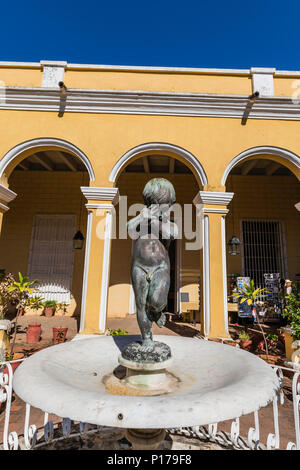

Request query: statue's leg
[
  {"left": 147, "top": 268, "right": 170, "bottom": 328},
  {"left": 131, "top": 266, "right": 154, "bottom": 352}
]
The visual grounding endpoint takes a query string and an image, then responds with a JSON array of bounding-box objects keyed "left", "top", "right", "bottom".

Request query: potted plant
[
  {"left": 3, "top": 350, "right": 25, "bottom": 375},
  {"left": 282, "top": 283, "right": 300, "bottom": 362},
  {"left": 26, "top": 323, "right": 41, "bottom": 343},
  {"left": 7, "top": 272, "right": 37, "bottom": 362},
  {"left": 53, "top": 326, "right": 68, "bottom": 344},
  {"left": 238, "top": 330, "right": 252, "bottom": 350},
  {"left": 0, "top": 272, "right": 19, "bottom": 352},
  {"left": 43, "top": 300, "right": 57, "bottom": 317},
  {"left": 233, "top": 280, "right": 270, "bottom": 359},
  {"left": 56, "top": 302, "right": 68, "bottom": 316},
  {"left": 28, "top": 295, "right": 44, "bottom": 314}
]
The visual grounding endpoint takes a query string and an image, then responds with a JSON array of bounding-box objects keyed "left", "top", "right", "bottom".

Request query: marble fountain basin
[{"left": 13, "top": 335, "right": 280, "bottom": 429}]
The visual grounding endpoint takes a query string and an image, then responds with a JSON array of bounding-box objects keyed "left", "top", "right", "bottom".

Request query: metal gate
[{"left": 241, "top": 220, "right": 286, "bottom": 287}]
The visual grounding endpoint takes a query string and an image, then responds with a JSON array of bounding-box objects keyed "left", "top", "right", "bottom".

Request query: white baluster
[
  {"left": 266, "top": 394, "right": 280, "bottom": 449},
  {"left": 1, "top": 362, "right": 19, "bottom": 450},
  {"left": 24, "top": 403, "right": 37, "bottom": 449},
  {"left": 230, "top": 418, "right": 240, "bottom": 447},
  {"left": 291, "top": 372, "right": 300, "bottom": 450},
  {"left": 247, "top": 410, "right": 260, "bottom": 450}
]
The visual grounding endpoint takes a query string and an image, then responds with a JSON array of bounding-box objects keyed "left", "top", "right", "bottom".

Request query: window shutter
[{"left": 28, "top": 214, "right": 76, "bottom": 304}]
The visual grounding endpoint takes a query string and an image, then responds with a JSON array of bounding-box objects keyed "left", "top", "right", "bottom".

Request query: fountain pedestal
[{"left": 118, "top": 340, "right": 174, "bottom": 394}]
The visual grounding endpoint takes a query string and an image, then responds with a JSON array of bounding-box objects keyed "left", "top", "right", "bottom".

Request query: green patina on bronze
[{"left": 127, "top": 178, "right": 178, "bottom": 355}]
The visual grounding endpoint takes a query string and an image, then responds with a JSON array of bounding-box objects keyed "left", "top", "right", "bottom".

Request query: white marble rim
[{"left": 12, "top": 335, "right": 280, "bottom": 429}]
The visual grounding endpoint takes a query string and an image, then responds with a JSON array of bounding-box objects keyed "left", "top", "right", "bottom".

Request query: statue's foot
[
  {"left": 156, "top": 312, "right": 166, "bottom": 328},
  {"left": 140, "top": 339, "right": 155, "bottom": 353}
]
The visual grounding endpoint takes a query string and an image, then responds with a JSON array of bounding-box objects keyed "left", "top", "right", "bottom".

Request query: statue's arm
[
  {"left": 127, "top": 213, "right": 142, "bottom": 238},
  {"left": 160, "top": 220, "right": 178, "bottom": 240},
  {"left": 127, "top": 208, "right": 153, "bottom": 238}
]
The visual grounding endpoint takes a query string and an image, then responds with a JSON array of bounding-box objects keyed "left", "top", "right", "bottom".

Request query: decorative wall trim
[
  {"left": 0, "top": 137, "right": 95, "bottom": 181},
  {"left": 203, "top": 215, "right": 210, "bottom": 336},
  {"left": 0, "top": 184, "right": 17, "bottom": 203},
  {"left": 194, "top": 191, "right": 234, "bottom": 206},
  {"left": 99, "top": 209, "right": 114, "bottom": 333},
  {"left": 81, "top": 187, "right": 119, "bottom": 205},
  {"left": 1, "top": 87, "right": 300, "bottom": 121},
  {"left": 41, "top": 61, "right": 67, "bottom": 88},
  {"left": 79, "top": 210, "right": 93, "bottom": 333},
  {"left": 221, "top": 216, "right": 229, "bottom": 336},
  {"left": 2, "top": 60, "right": 300, "bottom": 77},
  {"left": 221, "top": 145, "right": 300, "bottom": 185},
  {"left": 0, "top": 202, "right": 9, "bottom": 212},
  {"left": 251, "top": 67, "right": 275, "bottom": 97},
  {"left": 203, "top": 208, "right": 229, "bottom": 214},
  {"left": 109, "top": 142, "right": 208, "bottom": 186},
  {"left": 85, "top": 203, "right": 115, "bottom": 210}
]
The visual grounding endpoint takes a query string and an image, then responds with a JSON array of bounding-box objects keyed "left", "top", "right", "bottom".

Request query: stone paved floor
[{"left": 0, "top": 314, "right": 297, "bottom": 450}]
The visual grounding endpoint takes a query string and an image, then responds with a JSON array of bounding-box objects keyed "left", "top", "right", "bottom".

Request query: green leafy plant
[
  {"left": 7, "top": 272, "right": 37, "bottom": 356},
  {"left": 5, "top": 351, "right": 14, "bottom": 361},
  {"left": 28, "top": 295, "right": 44, "bottom": 312},
  {"left": 55, "top": 330, "right": 65, "bottom": 343},
  {"left": 57, "top": 302, "right": 68, "bottom": 314},
  {"left": 0, "top": 273, "right": 19, "bottom": 319},
  {"left": 283, "top": 283, "right": 300, "bottom": 340},
  {"left": 238, "top": 330, "right": 251, "bottom": 341},
  {"left": 43, "top": 300, "right": 57, "bottom": 309},
  {"left": 233, "top": 279, "right": 270, "bottom": 357},
  {"left": 265, "top": 332, "right": 279, "bottom": 342},
  {"left": 108, "top": 328, "right": 128, "bottom": 336}
]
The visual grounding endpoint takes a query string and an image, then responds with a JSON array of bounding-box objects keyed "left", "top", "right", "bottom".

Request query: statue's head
[{"left": 142, "top": 178, "right": 176, "bottom": 207}]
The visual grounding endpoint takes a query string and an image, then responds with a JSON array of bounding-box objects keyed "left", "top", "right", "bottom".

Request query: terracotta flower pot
[
  {"left": 3, "top": 352, "right": 25, "bottom": 376},
  {"left": 53, "top": 327, "right": 68, "bottom": 344},
  {"left": 258, "top": 354, "right": 281, "bottom": 365},
  {"left": 26, "top": 323, "right": 41, "bottom": 343},
  {"left": 44, "top": 307, "right": 55, "bottom": 317},
  {"left": 239, "top": 339, "right": 252, "bottom": 351}
]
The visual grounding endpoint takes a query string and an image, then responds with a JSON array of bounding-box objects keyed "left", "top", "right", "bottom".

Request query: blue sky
[{"left": 1, "top": 0, "right": 299, "bottom": 70}]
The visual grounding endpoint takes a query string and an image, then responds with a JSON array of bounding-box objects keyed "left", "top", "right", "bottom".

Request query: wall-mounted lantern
[
  {"left": 228, "top": 235, "right": 241, "bottom": 256},
  {"left": 73, "top": 230, "right": 84, "bottom": 250}
]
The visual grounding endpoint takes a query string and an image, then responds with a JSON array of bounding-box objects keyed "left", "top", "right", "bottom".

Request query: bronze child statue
[{"left": 127, "top": 178, "right": 178, "bottom": 353}]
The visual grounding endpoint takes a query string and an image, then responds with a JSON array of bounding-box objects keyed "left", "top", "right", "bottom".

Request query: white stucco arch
[
  {"left": 109, "top": 142, "right": 208, "bottom": 186},
  {"left": 0, "top": 137, "right": 95, "bottom": 181},
  {"left": 222, "top": 145, "right": 300, "bottom": 186}
]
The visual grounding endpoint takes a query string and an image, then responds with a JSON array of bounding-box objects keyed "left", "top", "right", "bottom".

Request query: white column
[
  {"left": 193, "top": 191, "right": 234, "bottom": 338},
  {"left": 79, "top": 187, "right": 119, "bottom": 334}
]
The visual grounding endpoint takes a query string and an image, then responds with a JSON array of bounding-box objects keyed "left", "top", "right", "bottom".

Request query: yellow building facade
[{"left": 0, "top": 61, "right": 299, "bottom": 338}]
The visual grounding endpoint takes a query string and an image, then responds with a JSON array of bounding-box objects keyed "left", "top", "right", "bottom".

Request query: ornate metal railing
[{"left": 0, "top": 359, "right": 299, "bottom": 450}]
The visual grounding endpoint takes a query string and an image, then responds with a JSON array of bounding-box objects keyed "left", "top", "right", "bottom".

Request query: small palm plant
[
  {"left": 233, "top": 279, "right": 270, "bottom": 358},
  {"left": 8, "top": 273, "right": 37, "bottom": 356}
]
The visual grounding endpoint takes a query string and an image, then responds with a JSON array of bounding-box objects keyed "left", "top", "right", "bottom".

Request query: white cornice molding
[
  {"left": 0, "top": 87, "right": 300, "bottom": 120},
  {"left": 1, "top": 61, "right": 300, "bottom": 77},
  {"left": 193, "top": 191, "right": 234, "bottom": 206},
  {"left": 0, "top": 184, "right": 17, "bottom": 203},
  {"left": 0, "top": 202, "right": 9, "bottom": 212},
  {"left": 40, "top": 61, "right": 67, "bottom": 68},
  {"left": 81, "top": 187, "right": 119, "bottom": 205},
  {"left": 203, "top": 208, "right": 229, "bottom": 214},
  {"left": 85, "top": 203, "right": 115, "bottom": 210}
]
